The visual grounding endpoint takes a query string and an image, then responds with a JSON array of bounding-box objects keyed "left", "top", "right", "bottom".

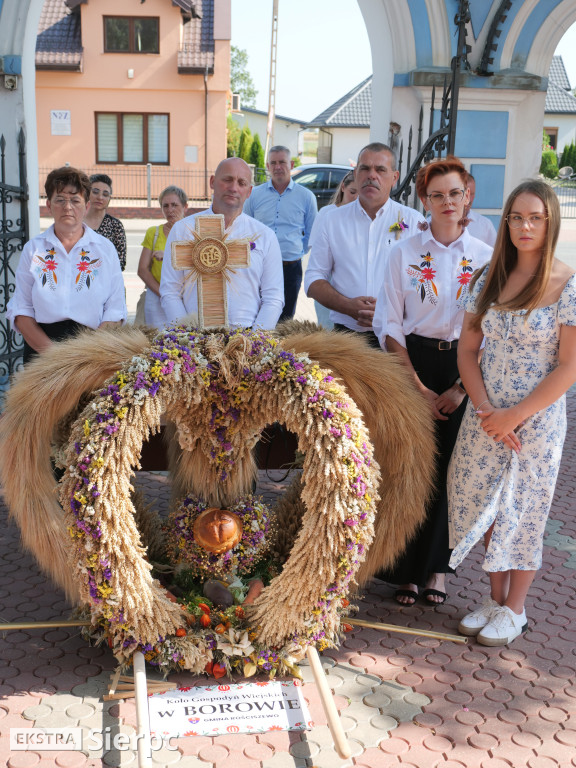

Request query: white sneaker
[
  {"left": 458, "top": 597, "right": 500, "bottom": 636},
  {"left": 477, "top": 605, "right": 528, "bottom": 647}
]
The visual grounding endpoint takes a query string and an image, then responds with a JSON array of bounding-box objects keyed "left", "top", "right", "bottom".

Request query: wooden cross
[{"left": 171, "top": 214, "right": 252, "bottom": 328}]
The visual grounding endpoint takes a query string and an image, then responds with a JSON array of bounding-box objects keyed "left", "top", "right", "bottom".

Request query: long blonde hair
[{"left": 469, "top": 179, "right": 560, "bottom": 330}]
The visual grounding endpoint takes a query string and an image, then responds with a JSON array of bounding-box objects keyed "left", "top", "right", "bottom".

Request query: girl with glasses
[
  {"left": 373, "top": 156, "right": 493, "bottom": 606},
  {"left": 448, "top": 179, "right": 576, "bottom": 645}
]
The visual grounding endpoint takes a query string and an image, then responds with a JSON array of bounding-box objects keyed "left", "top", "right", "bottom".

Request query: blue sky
[{"left": 231, "top": 0, "right": 576, "bottom": 122}]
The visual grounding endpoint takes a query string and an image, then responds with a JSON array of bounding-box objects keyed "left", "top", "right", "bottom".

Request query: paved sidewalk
[{"left": 1, "top": 394, "right": 575, "bottom": 767}]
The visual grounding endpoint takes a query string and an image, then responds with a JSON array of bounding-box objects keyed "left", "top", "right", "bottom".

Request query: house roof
[
  {"left": 36, "top": 0, "right": 83, "bottom": 71},
  {"left": 307, "top": 76, "right": 372, "bottom": 128},
  {"left": 240, "top": 107, "right": 307, "bottom": 126},
  {"left": 177, "top": 0, "right": 215, "bottom": 74},
  {"left": 549, "top": 55, "right": 571, "bottom": 90},
  {"left": 36, "top": 0, "right": 213, "bottom": 73},
  {"left": 545, "top": 80, "right": 576, "bottom": 114}
]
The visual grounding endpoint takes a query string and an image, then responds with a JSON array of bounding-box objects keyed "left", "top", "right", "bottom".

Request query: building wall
[
  {"left": 35, "top": 0, "right": 230, "bottom": 182},
  {"left": 231, "top": 111, "right": 303, "bottom": 159},
  {"left": 330, "top": 128, "right": 369, "bottom": 166},
  {"left": 544, "top": 114, "right": 576, "bottom": 153}
]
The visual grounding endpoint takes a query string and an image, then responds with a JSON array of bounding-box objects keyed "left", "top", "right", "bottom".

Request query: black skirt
[
  {"left": 377, "top": 336, "right": 466, "bottom": 586},
  {"left": 23, "top": 319, "right": 86, "bottom": 364}
]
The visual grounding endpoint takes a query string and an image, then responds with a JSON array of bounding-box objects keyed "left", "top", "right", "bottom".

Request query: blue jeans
[{"left": 279, "top": 259, "right": 302, "bottom": 322}]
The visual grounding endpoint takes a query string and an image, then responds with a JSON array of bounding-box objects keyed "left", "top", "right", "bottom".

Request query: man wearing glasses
[{"left": 305, "top": 142, "right": 424, "bottom": 347}]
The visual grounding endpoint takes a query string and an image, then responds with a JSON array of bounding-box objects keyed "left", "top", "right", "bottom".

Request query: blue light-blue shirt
[{"left": 244, "top": 178, "right": 317, "bottom": 262}]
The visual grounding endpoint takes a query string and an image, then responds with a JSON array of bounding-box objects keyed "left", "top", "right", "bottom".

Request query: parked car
[{"left": 291, "top": 164, "right": 352, "bottom": 209}]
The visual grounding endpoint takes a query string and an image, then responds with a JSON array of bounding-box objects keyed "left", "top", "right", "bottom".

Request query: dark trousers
[
  {"left": 279, "top": 259, "right": 303, "bottom": 322},
  {"left": 378, "top": 337, "right": 465, "bottom": 586},
  {"left": 333, "top": 323, "right": 382, "bottom": 349},
  {"left": 23, "top": 319, "right": 86, "bottom": 364}
]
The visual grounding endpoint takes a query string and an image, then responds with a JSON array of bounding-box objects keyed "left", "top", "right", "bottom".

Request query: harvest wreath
[{"left": 59, "top": 326, "right": 380, "bottom": 678}]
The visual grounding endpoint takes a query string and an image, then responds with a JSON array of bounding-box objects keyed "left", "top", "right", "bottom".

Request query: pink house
[{"left": 35, "top": 0, "right": 231, "bottom": 202}]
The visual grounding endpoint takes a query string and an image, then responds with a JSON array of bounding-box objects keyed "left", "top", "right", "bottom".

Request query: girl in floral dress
[
  {"left": 448, "top": 179, "right": 576, "bottom": 645},
  {"left": 374, "top": 156, "right": 492, "bottom": 605}
]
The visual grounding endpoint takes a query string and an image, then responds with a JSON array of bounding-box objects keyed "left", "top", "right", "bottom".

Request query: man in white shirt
[
  {"left": 304, "top": 142, "right": 425, "bottom": 346},
  {"left": 161, "top": 158, "right": 284, "bottom": 329},
  {"left": 465, "top": 173, "right": 497, "bottom": 246}
]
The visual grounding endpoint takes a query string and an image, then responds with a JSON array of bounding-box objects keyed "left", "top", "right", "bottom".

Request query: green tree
[
  {"left": 539, "top": 149, "right": 558, "bottom": 179},
  {"left": 249, "top": 133, "right": 265, "bottom": 169},
  {"left": 227, "top": 114, "right": 241, "bottom": 158},
  {"left": 231, "top": 45, "right": 257, "bottom": 108},
  {"left": 238, "top": 124, "right": 253, "bottom": 163}
]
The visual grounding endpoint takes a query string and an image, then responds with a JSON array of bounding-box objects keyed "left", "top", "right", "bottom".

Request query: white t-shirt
[{"left": 467, "top": 210, "right": 497, "bottom": 247}]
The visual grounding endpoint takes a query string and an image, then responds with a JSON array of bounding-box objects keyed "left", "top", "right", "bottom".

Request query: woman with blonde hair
[
  {"left": 448, "top": 179, "right": 576, "bottom": 645},
  {"left": 137, "top": 185, "right": 188, "bottom": 327}
]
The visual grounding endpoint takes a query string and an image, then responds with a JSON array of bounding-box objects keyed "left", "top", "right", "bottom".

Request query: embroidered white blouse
[
  {"left": 7, "top": 224, "right": 127, "bottom": 328},
  {"left": 161, "top": 209, "right": 284, "bottom": 330},
  {"left": 373, "top": 227, "right": 493, "bottom": 348},
  {"left": 304, "top": 197, "right": 425, "bottom": 332}
]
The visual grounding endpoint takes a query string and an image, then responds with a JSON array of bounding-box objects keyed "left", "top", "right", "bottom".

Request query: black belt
[{"left": 406, "top": 333, "right": 458, "bottom": 351}]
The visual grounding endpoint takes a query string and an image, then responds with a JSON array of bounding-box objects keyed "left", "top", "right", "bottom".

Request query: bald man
[{"left": 161, "top": 158, "right": 284, "bottom": 329}]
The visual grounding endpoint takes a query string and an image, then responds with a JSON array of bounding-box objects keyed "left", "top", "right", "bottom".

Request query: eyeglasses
[
  {"left": 426, "top": 189, "right": 465, "bottom": 205},
  {"left": 505, "top": 214, "right": 548, "bottom": 229}
]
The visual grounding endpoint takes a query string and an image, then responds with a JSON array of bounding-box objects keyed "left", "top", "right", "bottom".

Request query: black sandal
[
  {"left": 394, "top": 589, "right": 418, "bottom": 605},
  {"left": 422, "top": 588, "right": 447, "bottom": 605}
]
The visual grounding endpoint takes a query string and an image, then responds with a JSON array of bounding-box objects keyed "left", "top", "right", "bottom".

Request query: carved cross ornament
[{"left": 171, "top": 215, "right": 254, "bottom": 328}]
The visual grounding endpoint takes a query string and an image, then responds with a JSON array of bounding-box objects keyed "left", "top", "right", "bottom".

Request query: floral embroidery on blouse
[
  {"left": 407, "top": 251, "right": 438, "bottom": 304},
  {"left": 33, "top": 248, "right": 59, "bottom": 290},
  {"left": 75, "top": 249, "right": 102, "bottom": 291},
  {"left": 456, "top": 256, "right": 474, "bottom": 303}
]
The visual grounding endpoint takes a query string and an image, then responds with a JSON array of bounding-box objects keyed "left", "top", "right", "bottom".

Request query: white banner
[{"left": 149, "top": 681, "right": 312, "bottom": 738}]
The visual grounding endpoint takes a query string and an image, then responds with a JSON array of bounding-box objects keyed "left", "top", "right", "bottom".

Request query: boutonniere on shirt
[
  {"left": 75, "top": 249, "right": 102, "bottom": 291},
  {"left": 33, "top": 248, "right": 59, "bottom": 289},
  {"left": 407, "top": 251, "right": 438, "bottom": 304},
  {"left": 389, "top": 216, "right": 409, "bottom": 240},
  {"left": 456, "top": 256, "right": 474, "bottom": 301}
]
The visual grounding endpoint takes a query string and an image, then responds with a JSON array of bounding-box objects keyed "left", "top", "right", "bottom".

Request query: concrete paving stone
[
  {"left": 453, "top": 708, "right": 486, "bottom": 727},
  {"left": 27, "top": 684, "right": 58, "bottom": 698},
  {"left": 538, "top": 706, "right": 569, "bottom": 723},
  {"left": 352, "top": 746, "right": 399, "bottom": 767},
  {"left": 7, "top": 753, "right": 42, "bottom": 768},
  {"left": 0, "top": 647, "right": 27, "bottom": 661},
  {"left": 422, "top": 733, "right": 454, "bottom": 753},
  {"left": 170, "top": 735, "right": 213, "bottom": 756},
  {"left": 549, "top": 664, "right": 576, "bottom": 680},
  {"left": 102, "top": 748, "right": 137, "bottom": 766},
  {"left": 482, "top": 687, "right": 514, "bottom": 704},
  {"left": 496, "top": 707, "right": 526, "bottom": 725},
  {"left": 434, "top": 670, "right": 461, "bottom": 685},
  {"left": 289, "top": 736, "right": 320, "bottom": 758},
  {"left": 511, "top": 730, "right": 543, "bottom": 749},
  {"left": 525, "top": 685, "right": 555, "bottom": 702},
  {"left": 37, "top": 647, "right": 66, "bottom": 661},
  {"left": 478, "top": 760, "right": 517, "bottom": 768},
  {"left": 45, "top": 694, "right": 84, "bottom": 712},
  {"left": 444, "top": 689, "right": 474, "bottom": 705},
  {"left": 242, "top": 741, "right": 274, "bottom": 761},
  {"left": 168, "top": 759, "right": 204, "bottom": 768},
  {"left": 527, "top": 758, "right": 561, "bottom": 768},
  {"left": 472, "top": 668, "right": 501, "bottom": 683},
  {"left": 66, "top": 704, "right": 97, "bottom": 720},
  {"left": 467, "top": 731, "right": 499, "bottom": 750},
  {"left": 362, "top": 691, "right": 392, "bottom": 709},
  {"left": 33, "top": 663, "right": 63, "bottom": 680},
  {"left": 555, "top": 727, "right": 576, "bottom": 746},
  {"left": 393, "top": 672, "right": 422, "bottom": 688},
  {"left": 150, "top": 744, "right": 182, "bottom": 764},
  {"left": 402, "top": 692, "right": 430, "bottom": 707},
  {"left": 311, "top": 738, "right": 363, "bottom": 767},
  {"left": 377, "top": 735, "right": 411, "bottom": 755},
  {"left": 54, "top": 752, "right": 90, "bottom": 767},
  {"left": 368, "top": 714, "right": 398, "bottom": 732},
  {"left": 260, "top": 752, "right": 307, "bottom": 768},
  {"left": 2, "top": 693, "right": 44, "bottom": 715},
  {"left": 197, "top": 744, "right": 230, "bottom": 762},
  {"left": 21, "top": 703, "right": 53, "bottom": 721}
]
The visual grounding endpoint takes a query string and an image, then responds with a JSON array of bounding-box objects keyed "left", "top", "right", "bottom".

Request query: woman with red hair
[{"left": 373, "top": 156, "right": 493, "bottom": 605}]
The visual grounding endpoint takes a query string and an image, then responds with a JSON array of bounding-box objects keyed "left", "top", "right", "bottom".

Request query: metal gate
[
  {"left": 551, "top": 179, "right": 576, "bottom": 218},
  {"left": 0, "top": 128, "right": 28, "bottom": 398},
  {"left": 391, "top": 0, "right": 470, "bottom": 207}
]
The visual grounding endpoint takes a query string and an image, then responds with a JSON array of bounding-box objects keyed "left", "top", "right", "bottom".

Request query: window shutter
[
  {"left": 123, "top": 114, "right": 144, "bottom": 162},
  {"left": 97, "top": 114, "right": 118, "bottom": 162},
  {"left": 148, "top": 114, "right": 168, "bottom": 163}
]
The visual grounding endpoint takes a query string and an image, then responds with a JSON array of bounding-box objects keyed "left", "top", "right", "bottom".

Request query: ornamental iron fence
[{"left": 0, "top": 128, "right": 27, "bottom": 398}]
